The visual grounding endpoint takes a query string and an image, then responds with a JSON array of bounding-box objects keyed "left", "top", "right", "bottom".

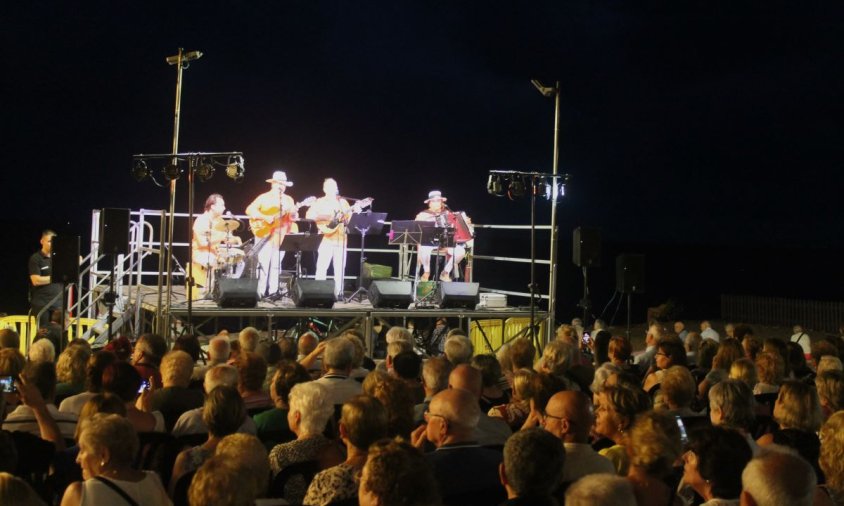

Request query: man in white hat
[
  {"left": 245, "top": 170, "right": 298, "bottom": 296},
  {"left": 415, "top": 190, "right": 465, "bottom": 282}
]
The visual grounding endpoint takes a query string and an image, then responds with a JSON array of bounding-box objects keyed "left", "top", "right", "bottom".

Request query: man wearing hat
[
  {"left": 246, "top": 171, "right": 298, "bottom": 296},
  {"left": 415, "top": 190, "right": 465, "bottom": 282}
]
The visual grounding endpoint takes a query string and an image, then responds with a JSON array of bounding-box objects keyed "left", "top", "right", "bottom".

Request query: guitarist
[
  {"left": 245, "top": 170, "right": 299, "bottom": 297},
  {"left": 306, "top": 178, "right": 351, "bottom": 300}
]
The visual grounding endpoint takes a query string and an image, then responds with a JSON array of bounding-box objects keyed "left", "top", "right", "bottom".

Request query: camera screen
[{"left": 0, "top": 376, "right": 16, "bottom": 393}]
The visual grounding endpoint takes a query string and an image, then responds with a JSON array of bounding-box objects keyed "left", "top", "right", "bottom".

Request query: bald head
[
  {"left": 449, "top": 364, "right": 482, "bottom": 397},
  {"left": 430, "top": 388, "right": 480, "bottom": 434},
  {"left": 298, "top": 333, "right": 318, "bottom": 356},
  {"left": 545, "top": 391, "right": 593, "bottom": 442}
]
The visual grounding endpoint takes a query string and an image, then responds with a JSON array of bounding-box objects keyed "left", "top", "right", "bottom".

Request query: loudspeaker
[
  {"left": 51, "top": 235, "right": 80, "bottom": 283},
  {"left": 369, "top": 280, "right": 413, "bottom": 308},
  {"left": 439, "top": 282, "right": 480, "bottom": 309},
  {"left": 216, "top": 279, "right": 259, "bottom": 308},
  {"left": 100, "top": 208, "right": 130, "bottom": 255},
  {"left": 616, "top": 254, "right": 645, "bottom": 294},
  {"left": 292, "top": 279, "right": 335, "bottom": 308},
  {"left": 573, "top": 227, "right": 601, "bottom": 268}
]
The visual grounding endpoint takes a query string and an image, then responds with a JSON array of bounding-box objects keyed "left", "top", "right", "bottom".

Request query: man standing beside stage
[
  {"left": 246, "top": 171, "right": 298, "bottom": 297},
  {"left": 416, "top": 190, "right": 465, "bottom": 282},
  {"left": 306, "top": 178, "right": 350, "bottom": 301},
  {"left": 29, "top": 230, "right": 62, "bottom": 329}
]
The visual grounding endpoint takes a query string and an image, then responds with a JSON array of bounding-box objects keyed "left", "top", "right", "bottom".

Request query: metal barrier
[{"left": 721, "top": 294, "right": 844, "bottom": 334}]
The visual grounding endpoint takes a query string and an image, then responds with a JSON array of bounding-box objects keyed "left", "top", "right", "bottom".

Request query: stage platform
[{"left": 125, "top": 283, "right": 548, "bottom": 354}]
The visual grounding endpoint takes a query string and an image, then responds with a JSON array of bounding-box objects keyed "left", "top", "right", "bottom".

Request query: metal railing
[{"left": 721, "top": 294, "right": 844, "bottom": 334}]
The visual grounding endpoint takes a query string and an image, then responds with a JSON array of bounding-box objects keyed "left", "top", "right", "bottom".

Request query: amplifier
[{"left": 478, "top": 293, "right": 507, "bottom": 308}]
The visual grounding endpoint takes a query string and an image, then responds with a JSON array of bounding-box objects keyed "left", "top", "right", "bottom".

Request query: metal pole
[
  {"left": 186, "top": 156, "right": 195, "bottom": 335},
  {"left": 163, "top": 48, "right": 187, "bottom": 339},
  {"left": 546, "top": 81, "right": 562, "bottom": 345},
  {"left": 155, "top": 209, "right": 166, "bottom": 335}
]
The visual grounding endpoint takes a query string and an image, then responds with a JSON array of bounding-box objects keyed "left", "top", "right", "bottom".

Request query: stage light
[
  {"left": 226, "top": 155, "right": 244, "bottom": 182},
  {"left": 162, "top": 162, "right": 182, "bottom": 181},
  {"left": 195, "top": 159, "right": 215, "bottom": 182},
  {"left": 532, "top": 177, "right": 549, "bottom": 199},
  {"left": 487, "top": 174, "right": 504, "bottom": 197},
  {"left": 508, "top": 176, "right": 526, "bottom": 200},
  {"left": 131, "top": 160, "right": 149, "bottom": 182}
]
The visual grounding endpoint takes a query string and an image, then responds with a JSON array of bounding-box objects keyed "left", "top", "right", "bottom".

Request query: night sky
[{"left": 3, "top": 2, "right": 842, "bottom": 322}]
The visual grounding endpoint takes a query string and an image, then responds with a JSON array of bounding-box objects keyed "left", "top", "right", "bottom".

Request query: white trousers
[
  {"left": 257, "top": 245, "right": 285, "bottom": 296},
  {"left": 417, "top": 244, "right": 465, "bottom": 278},
  {"left": 315, "top": 240, "right": 346, "bottom": 295}
]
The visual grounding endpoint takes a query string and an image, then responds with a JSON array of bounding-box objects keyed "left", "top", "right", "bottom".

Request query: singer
[
  {"left": 415, "top": 190, "right": 467, "bottom": 282},
  {"left": 191, "top": 194, "right": 241, "bottom": 296}
]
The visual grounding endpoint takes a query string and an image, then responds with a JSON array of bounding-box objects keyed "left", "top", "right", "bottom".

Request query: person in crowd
[
  {"left": 707, "top": 379, "right": 757, "bottom": 453},
  {"left": 297, "top": 333, "right": 323, "bottom": 378},
  {"left": 382, "top": 340, "right": 412, "bottom": 375},
  {"left": 148, "top": 350, "right": 204, "bottom": 431},
  {"left": 674, "top": 321, "right": 688, "bottom": 341},
  {"left": 172, "top": 364, "right": 255, "bottom": 437},
  {"left": 448, "top": 363, "right": 512, "bottom": 446},
  {"left": 643, "top": 339, "right": 687, "bottom": 394},
  {"left": 101, "top": 361, "right": 165, "bottom": 433},
  {"left": 268, "top": 381, "right": 343, "bottom": 504},
  {"left": 236, "top": 351, "right": 272, "bottom": 410},
  {"left": 813, "top": 340, "right": 842, "bottom": 371},
  {"left": 753, "top": 351, "right": 785, "bottom": 396},
  {"left": 658, "top": 365, "right": 702, "bottom": 416},
  {"left": 28, "top": 338, "right": 56, "bottom": 364},
  {"left": 59, "top": 351, "right": 118, "bottom": 416},
  {"left": 444, "top": 334, "right": 473, "bottom": 366},
  {"left": 634, "top": 323, "right": 664, "bottom": 373},
  {"left": 757, "top": 380, "right": 823, "bottom": 479},
  {"left": 385, "top": 326, "right": 413, "bottom": 346},
  {"left": 816, "top": 370, "right": 844, "bottom": 421},
  {"left": 410, "top": 388, "right": 504, "bottom": 506},
  {"left": 187, "top": 455, "right": 256, "bottom": 506},
  {"left": 590, "top": 329, "right": 612, "bottom": 366},
  {"left": 679, "top": 426, "right": 752, "bottom": 506},
  {"left": 391, "top": 350, "right": 425, "bottom": 403},
  {"left": 215, "top": 433, "right": 271, "bottom": 501},
  {"left": 3, "top": 361, "right": 78, "bottom": 439},
  {"left": 0, "top": 329, "right": 20, "bottom": 350},
  {"left": 207, "top": 335, "right": 231, "bottom": 367},
  {"left": 499, "top": 427, "right": 565, "bottom": 506},
  {"left": 509, "top": 337, "right": 536, "bottom": 372},
  {"left": 0, "top": 471, "right": 46, "bottom": 506},
  {"left": 315, "top": 337, "right": 363, "bottom": 406},
  {"left": 626, "top": 410, "right": 683, "bottom": 506},
  {"left": 5, "top": 373, "right": 67, "bottom": 458},
  {"left": 762, "top": 338, "right": 792, "bottom": 379},
  {"left": 130, "top": 333, "right": 167, "bottom": 389},
  {"left": 685, "top": 331, "right": 702, "bottom": 366},
  {"left": 358, "top": 438, "right": 441, "bottom": 506},
  {"left": 55, "top": 345, "right": 92, "bottom": 402},
  {"left": 60, "top": 413, "right": 171, "bottom": 505},
  {"left": 700, "top": 321, "right": 720, "bottom": 342},
  {"left": 490, "top": 367, "right": 542, "bottom": 432},
  {"left": 538, "top": 340, "right": 582, "bottom": 390},
  {"left": 741, "top": 447, "right": 816, "bottom": 506},
  {"left": 697, "top": 338, "right": 719, "bottom": 371},
  {"left": 278, "top": 336, "right": 298, "bottom": 362},
  {"left": 565, "top": 473, "right": 636, "bottom": 506},
  {"left": 414, "top": 356, "right": 453, "bottom": 425},
  {"left": 817, "top": 355, "right": 844, "bottom": 375},
  {"left": 254, "top": 360, "right": 311, "bottom": 449},
  {"left": 790, "top": 324, "right": 812, "bottom": 358},
  {"left": 363, "top": 370, "right": 415, "bottom": 439},
  {"left": 729, "top": 358, "right": 759, "bottom": 392},
  {"left": 541, "top": 391, "right": 615, "bottom": 484},
  {"left": 304, "top": 395, "right": 389, "bottom": 505},
  {"left": 238, "top": 326, "right": 260, "bottom": 353},
  {"left": 471, "top": 354, "right": 510, "bottom": 412},
  {"left": 343, "top": 332, "right": 373, "bottom": 380},
  {"left": 608, "top": 336, "right": 640, "bottom": 378},
  {"left": 593, "top": 383, "right": 652, "bottom": 475},
  {"left": 818, "top": 411, "right": 844, "bottom": 506},
  {"left": 496, "top": 343, "right": 514, "bottom": 386},
  {"left": 170, "top": 386, "right": 246, "bottom": 495},
  {"left": 787, "top": 341, "right": 815, "bottom": 382},
  {"left": 698, "top": 339, "right": 744, "bottom": 400}
]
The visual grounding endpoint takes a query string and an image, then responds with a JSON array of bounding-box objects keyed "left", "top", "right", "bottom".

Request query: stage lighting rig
[
  {"left": 162, "top": 161, "right": 183, "bottom": 181},
  {"left": 226, "top": 155, "right": 245, "bottom": 182},
  {"left": 487, "top": 174, "right": 504, "bottom": 197},
  {"left": 487, "top": 170, "right": 569, "bottom": 202},
  {"left": 131, "top": 159, "right": 150, "bottom": 182},
  {"left": 195, "top": 158, "right": 215, "bottom": 182}
]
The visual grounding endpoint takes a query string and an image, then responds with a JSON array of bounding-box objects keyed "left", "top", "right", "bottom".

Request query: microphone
[{"left": 166, "top": 50, "right": 203, "bottom": 65}]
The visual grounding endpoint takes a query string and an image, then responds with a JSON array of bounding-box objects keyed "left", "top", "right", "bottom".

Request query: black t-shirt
[{"left": 28, "top": 251, "right": 61, "bottom": 308}]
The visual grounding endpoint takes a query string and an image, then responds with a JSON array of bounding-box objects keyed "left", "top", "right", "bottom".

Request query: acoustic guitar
[
  {"left": 316, "top": 197, "right": 374, "bottom": 234},
  {"left": 249, "top": 196, "right": 316, "bottom": 239}
]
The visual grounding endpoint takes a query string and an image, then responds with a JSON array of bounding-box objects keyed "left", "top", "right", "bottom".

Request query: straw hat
[
  {"left": 266, "top": 170, "right": 294, "bottom": 186},
  {"left": 424, "top": 190, "right": 447, "bottom": 203}
]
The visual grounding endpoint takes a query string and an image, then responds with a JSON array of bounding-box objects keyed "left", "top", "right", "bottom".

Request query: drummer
[
  {"left": 415, "top": 190, "right": 466, "bottom": 282},
  {"left": 190, "top": 193, "right": 242, "bottom": 296}
]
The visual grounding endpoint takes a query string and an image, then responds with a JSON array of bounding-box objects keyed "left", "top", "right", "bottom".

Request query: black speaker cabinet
[
  {"left": 439, "top": 282, "right": 480, "bottom": 309},
  {"left": 100, "top": 208, "right": 130, "bottom": 255},
  {"left": 369, "top": 280, "right": 413, "bottom": 308},
  {"left": 573, "top": 227, "right": 601, "bottom": 268},
  {"left": 216, "top": 278, "right": 259, "bottom": 308},
  {"left": 616, "top": 254, "right": 645, "bottom": 294},
  {"left": 51, "top": 235, "right": 80, "bottom": 283},
  {"left": 292, "top": 279, "right": 335, "bottom": 308}
]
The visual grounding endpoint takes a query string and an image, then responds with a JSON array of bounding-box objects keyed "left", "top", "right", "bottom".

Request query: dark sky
[{"left": 2, "top": 1, "right": 842, "bottom": 319}]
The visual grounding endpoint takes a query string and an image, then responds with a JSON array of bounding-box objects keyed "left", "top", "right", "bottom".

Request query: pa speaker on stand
[{"left": 616, "top": 254, "right": 645, "bottom": 339}]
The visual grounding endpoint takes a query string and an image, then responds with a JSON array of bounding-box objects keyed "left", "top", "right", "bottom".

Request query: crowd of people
[{"left": 0, "top": 318, "right": 843, "bottom": 506}]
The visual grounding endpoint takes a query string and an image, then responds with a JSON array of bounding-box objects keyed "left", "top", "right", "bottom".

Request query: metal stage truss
[{"left": 79, "top": 207, "right": 558, "bottom": 350}]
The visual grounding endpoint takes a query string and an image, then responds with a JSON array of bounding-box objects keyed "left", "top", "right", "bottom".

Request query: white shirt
[
  {"left": 171, "top": 407, "right": 257, "bottom": 437},
  {"left": 561, "top": 442, "right": 616, "bottom": 483},
  {"left": 3, "top": 403, "right": 78, "bottom": 439},
  {"left": 59, "top": 391, "right": 97, "bottom": 417},
  {"left": 790, "top": 332, "right": 811, "bottom": 355},
  {"left": 701, "top": 328, "right": 720, "bottom": 342},
  {"left": 314, "top": 374, "right": 362, "bottom": 406}
]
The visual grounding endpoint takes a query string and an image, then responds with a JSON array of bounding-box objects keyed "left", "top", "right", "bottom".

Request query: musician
[
  {"left": 415, "top": 190, "right": 466, "bottom": 282},
  {"left": 29, "top": 229, "right": 62, "bottom": 329},
  {"left": 245, "top": 171, "right": 298, "bottom": 296},
  {"left": 190, "top": 194, "right": 241, "bottom": 296},
  {"left": 306, "top": 178, "right": 350, "bottom": 300}
]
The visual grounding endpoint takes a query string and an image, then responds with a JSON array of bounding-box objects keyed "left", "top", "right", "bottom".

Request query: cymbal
[{"left": 214, "top": 219, "right": 240, "bottom": 232}]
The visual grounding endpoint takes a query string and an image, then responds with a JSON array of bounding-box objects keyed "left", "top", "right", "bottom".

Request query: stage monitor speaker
[
  {"left": 100, "top": 208, "right": 130, "bottom": 256},
  {"left": 616, "top": 254, "right": 645, "bottom": 294},
  {"left": 439, "top": 282, "right": 480, "bottom": 309},
  {"left": 369, "top": 280, "right": 413, "bottom": 308},
  {"left": 293, "top": 279, "right": 335, "bottom": 308},
  {"left": 573, "top": 227, "right": 601, "bottom": 268},
  {"left": 216, "top": 279, "right": 259, "bottom": 308},
  {"left": 51, "top": 235, "right": 80, "bottom": 284}
]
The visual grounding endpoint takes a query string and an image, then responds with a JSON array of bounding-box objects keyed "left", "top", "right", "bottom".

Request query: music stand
[
  {"left": 346, "top": 212, "right": 387, "bottom": 302},
  {"left": 279, "top": 233, "right": 324, "bottom": 280}
]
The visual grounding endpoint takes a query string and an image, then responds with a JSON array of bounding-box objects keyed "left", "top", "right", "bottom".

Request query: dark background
[{"left": 2, "top": 1, "right": 842, "bottom": 324}]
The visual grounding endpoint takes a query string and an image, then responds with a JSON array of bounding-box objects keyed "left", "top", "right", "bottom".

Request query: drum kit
[{"left": 208, "top": 217, "right": 246, "bottom": 294}]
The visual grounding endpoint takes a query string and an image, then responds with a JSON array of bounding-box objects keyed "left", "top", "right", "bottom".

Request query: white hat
[
  {"left": 266, "top": 170, "right": 294, "bottom": 186},
  {"left": 424, "top": 190, "right": 447, "bottom": 203}
]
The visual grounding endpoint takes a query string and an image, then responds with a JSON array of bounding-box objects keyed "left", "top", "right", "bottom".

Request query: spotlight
[
  {"left": 532, "top": 177, "right": 549, "bottom": 199},
  {"left": 131, "top": 160, "right": 149, "bottom": 182},
  {"left": 507, "top": 176, "right": 526, "bottom": 200},
  {"left": 194, "top": 159, "right": 215, "bottom": 182},
  {"left": 162, "top": 162, "right": 182, "bottom": 181},
  {"left": 487, "top": 174, "right": 504, "bottom": 197},
  {"left": 225, "top": 155, "right": 244, "bottom": 182}
]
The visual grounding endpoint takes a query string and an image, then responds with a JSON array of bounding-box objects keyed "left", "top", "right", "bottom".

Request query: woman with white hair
[
  {"left": 268, "top": 381, "right": 343, "bottom": 505},
  {"left": 59, "top": 414, "right": 171, "bottom": 505},
  {"left": 29, "top": 338, "right": 55, "bottom": 364}
]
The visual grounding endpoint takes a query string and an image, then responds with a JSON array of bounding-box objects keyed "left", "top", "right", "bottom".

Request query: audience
[
  {"left": 593, "top": 383, "right": 652, "bottom": 475},
  {"left": 131, "top": 333, "right": 167, "bottom": 389},
  {"left": 59, "top": 350, "right": 117, "bottom": 416},
  {"left": 149, "top": 350, "right": 204, "bottom": 431},
  {"left": 55, "top": 345, "right": 92, "bottom": 402},
  {"left": 28, "top": 338, "right": 55, "bottom": 364},
  {"left": 490, "top": 367, "right": 541, "bottom": 431},
  {"left": 818, "top": 411, "right": 844, "bottom": 505},
  {"left": 363, "top": 370, "right": 415, "bottom": 439},
  {"left": 236, "top": 351, "right": 272, "bottom": 411},
  {"left": 680, "top": 426, "right": 753, "bottom": 506},
  {"left": 188, "top": 455, "right": 255, "bottom": 506},
  {"left": 816, "top": 370, "right": 844, "bottom": 420},
  {"left": 255, "top": 360, "right": 311, "bottom": 449},
  {"left": 626, "top": 410, "right": 682, "bottom": 506},
  {"left": 471, "top": 353, "right": 510, "bottom": 412},
  {"left": 314, "top": 337, "right": 363, "bottom": 406},
  {"left": 391, "top": 350, "right": 425, "bottom": 403},
  {"left": 708, "top": 379, "right": 757, "bottom": 453},
  {"left": 499, "top": 427, "right": 565, "bottom": 506},
  {"left": 3, "top": 361, "right": 77, "bottom": 439},
  {"left": 448, "top": 363, "right": 512, "bottom": 446},
  {"left": 753, "top": 351, "right": 785, "bottom": 395},
  {"left": 565, "top": 473, "right": 636, "bottom": 506},
  {"left": 215, "top": 433, "right": 271, "bottom": 501},
  {"left": 102, "top": 361, "right": 165, "bottom": 433},
  {"left": 757, "top": 380, "right": 823, "bottom": 479},
  {"left": 414, "top": 356, "right": 453, "bottom": 424},
  {"left": 444, "top": 334, "right": 473, "bottom": 366},
  {"left": 741, "top": 447, "right": 816, "bottom": 506},
  {"left": 358, "top": 438, "right": 441, "bottom": 506},
  {"left": 658, "top": 365, "right": 700, "bottom": 416}
]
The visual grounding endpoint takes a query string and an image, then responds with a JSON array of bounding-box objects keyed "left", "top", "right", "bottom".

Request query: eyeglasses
[
  {"left": 423, "top": 411, "right": 448, "bottom": 424},
  {"left": 542, "top": 412, "right": 566, "bottom": 422}
]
